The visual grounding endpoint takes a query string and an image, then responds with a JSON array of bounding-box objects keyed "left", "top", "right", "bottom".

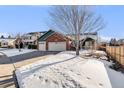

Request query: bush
[
  {"left": 15, "top": 43, "right": 24, "bottom": 48},
  {"left": 8, "top": 45, "right": 14, "bottom": 49},
  {"left": 28, "top": 45, "right": 37, "bottom": 49}
]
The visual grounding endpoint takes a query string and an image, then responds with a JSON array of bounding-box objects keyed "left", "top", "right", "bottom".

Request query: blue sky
[
  {"left": 0, "top": 5, "right": 124, "bottom": 40},
  {"left": 94, "top": 5, "right": 124, "bottom": 40}
]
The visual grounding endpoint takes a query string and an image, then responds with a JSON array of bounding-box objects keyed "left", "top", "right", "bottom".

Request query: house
[
  {"left": 81, "top": 32, "right": 98, "bottom": 49},
  {"left": 67, "top": 32, "right": 98, "bottom": 49},
  {"left": 0, "top": 38, "right": 16, "bottom": 48},
  {"left": 0, "top": 40, "right": 8, "bottom": 48},
  {"left": 38, "top": 30, "right": 72, "bottom": 51},
  {"left": 109, "top": 38, "right": 118, "bottom": 46},
  {"left": 117, "top": 39, "right": 124, "bottom": 45},
  {"left": 22, "top": 31, "right": 47, "bottom": 48}
]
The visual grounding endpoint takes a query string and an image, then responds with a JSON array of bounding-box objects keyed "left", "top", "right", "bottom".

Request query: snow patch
[
  {"left": 101, "top": 60, "right": 124, "bottom": 88},
  {"left": 16, "top": 51, "right": 112, "bottom": 88}
]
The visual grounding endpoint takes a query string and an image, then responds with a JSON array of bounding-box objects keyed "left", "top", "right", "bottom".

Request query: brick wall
[{"left": 45, "top": 33, "right": 71, "bottom": 50}]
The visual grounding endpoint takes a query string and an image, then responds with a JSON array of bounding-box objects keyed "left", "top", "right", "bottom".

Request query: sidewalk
[{"left": 0, "top": 64, "right": 15, "bottom": 88}]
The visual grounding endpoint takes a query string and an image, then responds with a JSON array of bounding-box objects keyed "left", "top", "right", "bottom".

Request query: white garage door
[
  {"left": 39, "top": 42, "right": 46, "bottom": 51},
  {"left": 48, "top": 42, "right": 66, "bottom": 51}
]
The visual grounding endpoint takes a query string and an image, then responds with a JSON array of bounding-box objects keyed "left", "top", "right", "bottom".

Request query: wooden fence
[{"left": 106, "top": 45, "right": 124, "bottom": 66}]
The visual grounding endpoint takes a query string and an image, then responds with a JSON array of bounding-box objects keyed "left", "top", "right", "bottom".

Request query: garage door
[
  {"left": 39, "top": 42, "right": 46, "bottom": 51},
  {"left": 48, "top": 42, "right": 66, "bottom": 51}
]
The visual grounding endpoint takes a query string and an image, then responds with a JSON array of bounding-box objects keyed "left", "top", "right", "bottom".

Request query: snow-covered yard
[
  {"left": 15, "top": 50, "right": 114, "bottom": 88},
  {"left": 102, "top": 60, "right": 124, "bottom": 88},
  {"left": 0, "top": 49, "right": 37, "bottom": 57}
]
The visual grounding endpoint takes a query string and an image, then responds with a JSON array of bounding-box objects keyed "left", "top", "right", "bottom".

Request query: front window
[
  {"left": 30, "top": 36, "right": 32, "bottom": 39},
  {"left": 3, "top": 43, "right": 7, "bottom": 45}
]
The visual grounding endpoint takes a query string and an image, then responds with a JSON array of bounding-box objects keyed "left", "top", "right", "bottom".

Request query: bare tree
[
  {"left": 15, "top": 33, "right": 22, "bottom": 52},
  {"left": 49, "top": 5, "right": 105, "bottom": 55}
]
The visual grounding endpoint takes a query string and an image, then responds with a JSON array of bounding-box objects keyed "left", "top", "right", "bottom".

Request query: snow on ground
[
  {"left": 16, "top": 50, "right": 112, "bottom": 88},
  {"left": 0, "top": 49, "right": 36, "bottom": 57},
  {"left": 80, "top": 50, "right": 124, "bottom": 88},
  {"left": 101, "top": 60, "right": 124, "bottom": 88},
  {"left": 0, "top": 48, "right": 8, "bottom": 51}
]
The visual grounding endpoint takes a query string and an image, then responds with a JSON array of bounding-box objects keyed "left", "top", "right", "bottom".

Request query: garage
[
  {"left": 48, "top": 42, "right": 66, "bottom": 51},
  {"left": 39, "top": 42, "right": 46, "bottom": 51},
  {"left": 38, "top": 30, "right": 71, "bottom": 51}
]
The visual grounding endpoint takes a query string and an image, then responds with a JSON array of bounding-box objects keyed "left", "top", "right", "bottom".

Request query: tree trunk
[
  {"left": 76, "top": 46, "right": 79, "bottom": 55},
  {"left": 76, "top": 32, "right": 80, "bottom": 55},
  {"left": 18, "top": 41, "right": 21, "bottom": 52},
  {"left": 18, "top": 43, "right": 21, "bottom": 52}
]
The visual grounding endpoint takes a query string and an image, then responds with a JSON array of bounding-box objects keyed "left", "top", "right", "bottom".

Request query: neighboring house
[
  {"left": 109, "top": 38, "right": 118, "bottom": 46},
  {"left": 22, "top": 31, "right": 47, "bottom": 48},
  {"left": 117, "top": 39, "right": 124, "bottom": 45},
  {"left": 0, "top": 38, "right": 16, "bottom": 48},
  {"left": 67, "top": 32, "right": 98, "bottom": 49},
  {"left": 0, "top": 40, "right": 8, "bottom": 48},
  {"left": 81, "top": 32, "right": 98, "bottom": 49},
  {"left": 38, "top": 30, "right": 72, "bottom": 51}
]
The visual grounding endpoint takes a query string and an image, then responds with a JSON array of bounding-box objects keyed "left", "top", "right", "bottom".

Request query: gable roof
[
  {"left": 38, "top": 30, "right": 72, "bottom": 42},
  {"left": 66, "top": 32, "right": 97, "bottom": 36},
  {"left": 118, "top": 39, "right": 124, "bottom": 41},
  {"left": 117, "top": 39, "right": 124, "bottom": 44},
  {"left": 28, "top": 31, "right": 47, "bottom": 35},
  {"left": 38, "top": 30, "right": 55, "bottom": 41}
]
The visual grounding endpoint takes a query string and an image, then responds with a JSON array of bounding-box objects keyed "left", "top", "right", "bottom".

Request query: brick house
[{"left": 38, "top": 30, "right": 72, "bottom": 51}]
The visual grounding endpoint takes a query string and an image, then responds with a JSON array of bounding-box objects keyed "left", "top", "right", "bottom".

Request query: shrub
[
  {"left": 8, "top": 45, "right": 14, "bottom": 49},
  {"left": 28, "top": 45, "right": 37, "bottom": 49}
]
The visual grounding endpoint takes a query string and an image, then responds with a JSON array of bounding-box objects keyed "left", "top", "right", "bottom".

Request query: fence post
[
  {"left": 110, "top": 46, "right": 111, "bottom": 54},
  {"left": 114, "top": 46, "right": 116, "bottom": 61},
  {"left": 119, "top": 46, "right": 121, "bottom": 64},
  {"left": 110, "top": 46, "right": 111, "bottom": 58},
  {"left": 109, "top": 46, "right": 111, "bottom": 55},
  {"left": 109, "top": 46, "right": 111, "bottom": 61},
  {"left": 111, "top": 46, "right": 112, "bottom": 56},
  {"left": 112, "top": 46, "right": 113, "bottom": 58},
  {"left": 123, "top": 44, "right": 124, "bottom": 66}
]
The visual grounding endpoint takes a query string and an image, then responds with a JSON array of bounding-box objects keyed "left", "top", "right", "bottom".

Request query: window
[
  {"left": 30, "top": 36, "right": 32, "bottom": 39},
  {"left": 3, "top": 43, "right": 7, "bottom": 45}
]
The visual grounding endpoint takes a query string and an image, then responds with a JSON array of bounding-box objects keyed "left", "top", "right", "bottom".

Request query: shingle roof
[
  {"left": 38, "top": 30, "right": 72, "bottom": 42},
  {"left": 38, "top": 30, "right": 55, "bottom": 41},
  {"left": 66, "top": 32, "right": 97, "bottom": 36},
  {"left": 28, "top": 31, "right": 48, "bottom": 35},
  {"left": 83, "top": 32, "right": 97, "bottom": 35}
]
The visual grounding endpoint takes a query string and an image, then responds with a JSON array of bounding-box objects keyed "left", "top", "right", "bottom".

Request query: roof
[
  {"left": 0, "top": 38, "right": 16, "bottom": 41},
  {"left": 38, "top": 30, "right": 55, "bottom": 41},
  {"left": 66, "top": 32, "right": 97, "bottom": 36},
  {"left": 0, "top": 39, "right": 16, "bottom": 43},
  {"left": 27, "top": 31, "right": 47, "bottom": 35},
  {"left": 0, "top": 38, "right": 16, "bottom": 39},
  {"left": 38, "top": 30, "right": 71, "bottom": 41},
  {"left": 83, "top": 32, "right": 97, "bottom": 35},
  {"left": 81, "top": 37, "right": 95, "bottom": 41},
  {"left": 118, "top": 39, "right": 124, "bottom": 41},
  {"left": 117, "top": 39, "right": 124, "bottom": 44}
]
